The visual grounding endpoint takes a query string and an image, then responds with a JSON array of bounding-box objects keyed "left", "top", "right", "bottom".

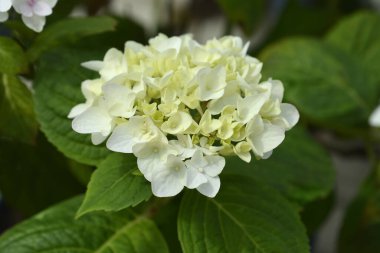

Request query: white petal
[
  {"left": 134, "top": 141, "right": 176, "bottom": 180},
  {"left": 103, "top": 83, "right": 136, "bottom": 118},
  {"left": 185, "top": 150, "right": 208, "bottom": 169},
  {"left": 197, "top": 176, "right": 220, "bottom": 198},
  {"left": 280, "top": 103, "right": 299, "bottom": 129},
  {"left": 106, "top": 123, "right": 136, "bottom": 153},
  {"left": 151, "top": 156, "right": 186, "bottom": 197},
  {"left": 186, "top": 167, "right": 207, "bottom": 189},
  {"left": 270, "top": 80, "right": 284, "bottom": 101},
  {"left": 262, "top": 150, "right": 273, "bottom": 159},
  {"left": 204, "top": 155, "right": 225, "bottom": 177},
  {"left": 33, "top": 1, "right": 52, "bottom": 16},
  {"left": 0, "top": 12, "right": 9, "bottom": 22},
  {"left": 237, "top": 151, "right": 251, "bottom": 163},
  {"left": 81, "top": 61, "right": 104, "bottom": 71},
  {"left": 149, "top": 34, "right": 182, "bottom": 53},
  {"left": 198, "top": 66, "right": 227, "bottom": 101},
  {"left": 369, "top": 105, "right": 380, "bottom": 127},
  {"left": 12, "top": 0, "right": 28, "bottom": 14},
  {"left": 0, "top": 0, "right": 11, "bottom": 12},
  {"left": 261, "top": 124, "right": 285, "bottom": 153},
  {"left": 72, "top": 107, "right": 112, "bottom": 134},
  {"left": 137, "top": 157, "right": 160, "bottom": 181},
  {"left": 91, "top": 132, "right": 108, "bottom": 145},
  {"left": 22, "top": 15, "right": 46, "bottom": 32},
  {"left": 67, "top": 103, "right": 90, "bottom": 118},
  {"left": 237, "top": 93, "right": 268, "bottom": 123}
]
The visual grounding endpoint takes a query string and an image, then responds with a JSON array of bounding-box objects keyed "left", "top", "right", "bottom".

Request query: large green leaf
[
  {"left": 0, "top": 135, "right": 83, "bottom": 216},
  {"left": 0, "top": 37, "right": 28, "bottom": 74},
  {"left": 28, "top": 16, "right": 117, "bottom": 61},
  {"left": 77, "top": 153, "right": 152, "bottom": 217},
  {"left": 224, "top": 126, "right": 334, "bottom": 206},
  {"left": 34, "top": 48, "right": 111, "bottom": 166},
  {"left": 325, "top": 12, "right": 380, "bottom": 57},
  {"left": 0, "top": 197, "right": 169, "bottom": 253},
  {"left": 260, "top": 38, "right": 378, "bottom": 128},
  {"left": 0, "top": 74, "right": 38, "bottom": 143},
  {"left": 325, "top": 11, "right": 380, "bottom": 97},
  {"left": 178, "top": 175, "right": 309, "bottom": 253}
]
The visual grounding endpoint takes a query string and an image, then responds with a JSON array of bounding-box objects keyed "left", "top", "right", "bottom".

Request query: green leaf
[
  {"left": 178, "top": 175, "right": 309, "bottom": 253},
  {"left": 260, "top": 38, "right": 378, "bottom": 128},
  {"left": 325, "top": 11, "right": 380, "bottom": 57},
  {"left": 325, "top": 11, "right": 380, "bottom": 97},
  {"left": 0, "top": 196, "right": 170, "bottom": 253},
  {"left": 0, "top": 74, "right": 38, "bottom": 143},
  {"left": 224, "top": 126, "right": 335, "bottom": 206},
  {"left": 338, "top": 167, "right": 380, "bottom": 253},
  {"left": 216, "top": 0, "right": 265, "bottom": 34},
  {"left": 34, "top": 48, "right": 111, "bottom": 166},
  {"left": 0, "top": 37, "right": 28, "bottom": 74},
  {"left": 28, "top": 16, "right": 117, "bottom": 61},
  {"left": 153, "top": 196, "right": 182, "bottom": 253},
  {"left": 0, "top": 135, "right": 83, "bottom": 216},
  {"left": 77, "top": 153, "right": 152, "bottom": 217}
]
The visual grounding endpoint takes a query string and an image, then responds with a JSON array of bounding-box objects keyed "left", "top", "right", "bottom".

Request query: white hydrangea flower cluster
[
  {"left": 0, "top": 0, "right": 57, "bottom": 32},
  {"left": 69, "top": 34, "right": 299, "bottom": 198}
]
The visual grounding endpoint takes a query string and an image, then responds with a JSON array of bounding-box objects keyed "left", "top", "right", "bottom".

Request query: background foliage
[{"left": 0, "top": 0, "right": 379, "bottom": 252}]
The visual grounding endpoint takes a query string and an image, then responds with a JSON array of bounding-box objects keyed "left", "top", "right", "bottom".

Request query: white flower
[
  {"left": 102, "top": 83, "right": 136, "bottom": 118},
  {"left": 107, "top": 116, "right": 164, "bottom": 153},
  {"left": 133, "top": 140, "right": 177, "bottom": 181},
  {"left": 185, "top": 150, "right": 225, "bottom": 198},
  {"left": 69, "top": 34, "right": 300, "bottom": 198},
  {"left": 12, "top": 0, "right": 57, "bottom": 32},
  {"left": 160, "top": 111, "right": 194, "bottom": 134},
  {"left": 198, "top": 66, "right": 227, "bottom": 101},
  {"left": 236, "top": 93, "right": 269, "bottom": 124},
  {"left": 246, "top": 116, "right": 285, "bottom": 158},
  {"left": 0, "top": 0, "right": 12, "bottom": 22},
  {"left": 369, "top": 105, "right": 380, "bottom": 127},
  {"left": 68, "top": 79, "right": 103, "bottom": 118},
  {"left": 82, "top": 48, "right": 128, "bottom": 82},
  {"left": 151, "top": 155, "right": 187, "bottom": 197},
  {"left": 72, "top": 106, "right": 113, "bottom": 137}
]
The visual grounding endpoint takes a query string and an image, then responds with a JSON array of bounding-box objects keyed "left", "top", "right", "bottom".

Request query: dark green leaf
[
  {"left": 77, "top": 153, "right": 152, "bottom": 217},
  {"left": 153, "top": 196, "right": 182, "bottom": 253},
  {"left": 0, "top": 74, "right": 37, "bottom": 143},
  {"left": 178, "top": 175, "right": 309, "bottom": 253},
  {"left": 28, "top": 16, "right": 117, "bottom": 61},
  {"left": 0, "top": 135, "right": 83, "bottom": 216},
  {"left": 0, "top": 196, "right": 169, "bottom": 253},
  {"left": 325, "top": 11, "right": 380, "bottom": 57},
  {"left": 34, "top": 48, "right": 111, "bottom": 165},
  {"left": 0, "top": 37, "right": 28, "bottom": 74},
  {"left": 225, "top": 126, "right": 335, "bottom": 206},
  {"left": 260, "top": 38, "right": 378, "bottom": 128},
  {"left": 325, "top": 11, "right": 380, "bottom": 98}
]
